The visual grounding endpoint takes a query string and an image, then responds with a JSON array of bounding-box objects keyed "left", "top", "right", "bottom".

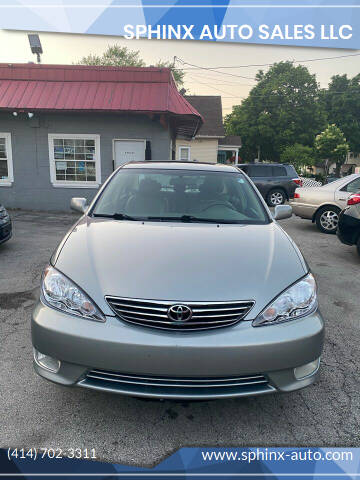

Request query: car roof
[
  {"left": 238, "top": 163, "right": 291, "bottom": 167},
  {"left": 122, "top": 161, "right": 240, "bottom": 173}
]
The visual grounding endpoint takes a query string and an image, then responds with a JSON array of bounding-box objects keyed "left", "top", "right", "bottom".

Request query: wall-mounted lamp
[
  {"left": 28, "top": 112, "right": 34, "bottom": 118},
  {"left": 28, "top": 34, "right": 43, "bottom": 64},
  {"left": 12, "top": 112, "right": 18, "bottom": 117}
]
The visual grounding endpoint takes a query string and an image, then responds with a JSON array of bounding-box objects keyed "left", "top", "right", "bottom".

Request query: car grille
[
  {"left": 105, "top": 297, "right": 255, "bottom": 331},
  {"left": 81, "top": 369, "right": 274, "bottom": 399}
]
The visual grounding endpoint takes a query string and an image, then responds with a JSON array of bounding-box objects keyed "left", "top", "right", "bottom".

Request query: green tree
[
  {"left": 314, "top": 124, "right": 349, "bottom": 177},
  {"left": 280, "top": 143, "right": 315, "bottom": 172},
  {"left": 154, "top": 60, "right": 184, "bottom": 87},
  {"left": 77, "top": 45, "right": 184, "bottom": 86},
  {"left": 77, "top": 45, "right": 146, "bottom": 67},
  {"left": 224, "top": 62, "right": 326, "bottom": 162},
  {"left": 321, "top": 74, "right": 360, "bottom": 155}
]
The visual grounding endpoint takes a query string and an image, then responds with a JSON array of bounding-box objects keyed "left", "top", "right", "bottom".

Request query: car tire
[
  {"left": 267, "top": 189, "right": 285, "bottom": 207},
  {"left": 357, "top": 237, "right": 360, "bottom": 256},
  {"left": 315, "top": 206, "right": 340, "bottom": 234}
]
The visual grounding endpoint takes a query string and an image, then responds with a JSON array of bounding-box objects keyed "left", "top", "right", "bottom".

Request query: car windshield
[{"left": 92, "top": 168, "right": 270, "bottom": 224}]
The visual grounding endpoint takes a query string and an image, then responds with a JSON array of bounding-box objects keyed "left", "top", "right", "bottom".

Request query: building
[
  {"left": 344, "top": 152, "right": 360, "bottom": 174},
  {"left": 175, "top": 96, "right": 241, "bottom": 164},
  {"left": 306, "top": 152, "right": 360, "bottom": 178},
  {"left": 0, "top": 63, "right": 202, "bottom": 211}
]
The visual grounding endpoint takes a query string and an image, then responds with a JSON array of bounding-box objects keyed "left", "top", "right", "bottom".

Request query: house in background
[
  {"left": 307, "top": 152, "right": 360, "bottom": 178},
  {"left": 344, "top": 152, "right": 360, "bottom": 174},
  {"left": 175, "top": 96, "right": 241, "bottom": 164},
  {"left": 0, "top": 63, "right": 202, "bottom": 211}
]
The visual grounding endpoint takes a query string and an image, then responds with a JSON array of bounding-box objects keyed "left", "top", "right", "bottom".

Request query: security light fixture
[{"left": 28, "top": 34, "right": 43, "bottom": 63}]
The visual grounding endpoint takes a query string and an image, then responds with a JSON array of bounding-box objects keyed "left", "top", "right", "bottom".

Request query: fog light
[
  {"left": 33, "top": 348, "right": 61, "bottom": 373},
  {"left": 294, "top": 358, "right": 320, "bottom": 380}
]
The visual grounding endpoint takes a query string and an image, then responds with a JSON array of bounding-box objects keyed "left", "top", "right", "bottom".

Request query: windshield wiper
[
  {"left": 92, "top": 212, "right": 138, "bottom": 221},
  {"left": 146, "top": 215, "right": 238, "bottom": 224},
  {"left": 93, "top": 213, "right": 240, "bottom": 224}
]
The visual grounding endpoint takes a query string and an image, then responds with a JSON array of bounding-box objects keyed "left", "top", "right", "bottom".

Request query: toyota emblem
[{"left": 168, "top": 304, "right": 192, "bottom": 322}]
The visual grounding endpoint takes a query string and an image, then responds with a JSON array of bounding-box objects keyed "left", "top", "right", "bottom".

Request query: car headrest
[
  {"left": 138, "top": 178, "right": 161, "bottom": 195},
  {"left": 200, "top": 176, "right": 224, "bottom": 195},
  {"left": 171, "top": 177, "right": 186, "bottom": 193}
]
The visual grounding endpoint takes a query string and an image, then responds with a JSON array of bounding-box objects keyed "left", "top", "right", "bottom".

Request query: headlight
[
  {"left": 0, "top": 207, "right": 9, "bottom": 224},
  {"left": 41, "top": 265, "right": 105, "bottom": 322},
  {"left": 253, "top": 273, "right": 317, "bottom": 327}
]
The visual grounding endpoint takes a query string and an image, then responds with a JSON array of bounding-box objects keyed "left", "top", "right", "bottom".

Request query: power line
[
  {"left": 179, "top": 56, "right": 360, "bottom": 105},
  {"left": 176, "top": 57, "right": 255, "bottom": 80},
  {"left": 177, "top": 52, "right": 360, "bottom": 72},
  {"left": 184, "top": 72, "right": 360, "bottom": 97},
  {"left": 185, "top": 75, "right": 240, "bottom": 97},
  {"left": 184, "top": 72, "right": 256, "bottom": 86},
  {"left": 185, "top": 90, "right": 360, "bottom": 100},
  {"left": 185, "top": 76, "right": 256, "bottom": 86}
]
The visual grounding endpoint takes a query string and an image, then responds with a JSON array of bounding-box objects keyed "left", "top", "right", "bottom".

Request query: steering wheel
[{"left": 200, "top": 201, "right": 238, "bottom": 212}]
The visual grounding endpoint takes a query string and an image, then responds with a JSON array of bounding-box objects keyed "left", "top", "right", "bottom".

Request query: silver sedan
[
  {"left": 32, "top": 162, "right": 324, "bottom": 400},
  {"left": 291, "top": 174, "right": 360, "bottom": 233}
]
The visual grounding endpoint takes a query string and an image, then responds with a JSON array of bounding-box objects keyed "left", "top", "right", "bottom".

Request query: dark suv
[{"left": 238, "top": 163, "right": 302, "bottom": 207}]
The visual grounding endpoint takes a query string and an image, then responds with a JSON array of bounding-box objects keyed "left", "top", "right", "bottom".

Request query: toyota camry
[{"left": 31, "top": 162, "right": 324, "bottom": 400}]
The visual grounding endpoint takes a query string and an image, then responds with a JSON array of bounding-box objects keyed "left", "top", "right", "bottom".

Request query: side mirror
[
  {"left": 273, "top": 204, "right": 292, "bottom": 221},
  {"left": 70, "top": 197, "right": 88, "bottom": 214}
]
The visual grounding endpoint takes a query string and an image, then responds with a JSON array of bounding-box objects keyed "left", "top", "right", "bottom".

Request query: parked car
[
  {"left": 337, "top": 193, "right": 360, "bottom": 256},
  {"left": 238, "top": 163, "right": 302, "bottom": 207},
  {"left": 32, "top": 162, "right": 324, "bottom": 400},
  {"left": 0, "top": 204, "right": 12, "bottom": 245},
  {"left": 326, "top": 174, "right": 341, "bottom": 184},
  {"left": 291, "top": 174, "right": 360, "bottom": 234}
]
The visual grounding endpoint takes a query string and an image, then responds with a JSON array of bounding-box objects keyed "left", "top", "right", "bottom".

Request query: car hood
[{"left": 54, "top": 217, "right": 307, "bottom": 319}]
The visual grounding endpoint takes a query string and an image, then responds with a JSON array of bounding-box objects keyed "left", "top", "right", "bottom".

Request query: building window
[
  {"left": 48, "top": 134, "right": 101, "bottom": 187},
  {"left": 179, "top": 146, "right": 190, "bottom": 161},
  {"left": 0, "top": 133, "right": 13, "bottom": 186}
]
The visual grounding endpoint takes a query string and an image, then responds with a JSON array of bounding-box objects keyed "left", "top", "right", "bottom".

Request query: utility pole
[{"left": 254, "top": 145, "right": 261, "bottom": 163}]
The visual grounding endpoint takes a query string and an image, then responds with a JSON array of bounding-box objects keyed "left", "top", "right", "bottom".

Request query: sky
[{"left": 1, "top": 29, "right": 359, "bottom": 114}]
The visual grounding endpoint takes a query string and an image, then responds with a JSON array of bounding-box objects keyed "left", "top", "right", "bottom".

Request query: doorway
[{"left": 113, "top": 139, "right": 146, "bottom": 168}]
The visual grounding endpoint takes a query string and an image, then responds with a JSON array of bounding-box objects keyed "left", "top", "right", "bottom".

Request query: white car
[{"left": 291, "top": 174, "right": 360, "bottom": 233}]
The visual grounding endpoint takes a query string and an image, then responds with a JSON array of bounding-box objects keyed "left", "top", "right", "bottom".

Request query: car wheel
[
  {"left": 267, "top": 189, "right": 285, "bottom": 207},
  {"left": 315, "top": 206, "right": 340, "bottom": 234}
]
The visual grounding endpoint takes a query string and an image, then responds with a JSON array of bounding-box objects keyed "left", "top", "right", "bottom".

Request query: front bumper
[
  {"left": 32, "top": 301, "right": 324, "bottom": 400},
  {"left": 336, "top": 228, "right": 353, "bottom": 246},
  {"left": 0, "top": 220, "right": 12, "bottom": 244},
  {"left": 337, "top": 212, "right": 359, "bottom": 246}
]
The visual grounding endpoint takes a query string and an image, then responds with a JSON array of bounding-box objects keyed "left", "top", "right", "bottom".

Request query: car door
[
  {"left": 248, "top": 165, "right": 273, "bottom": 197},
  {"left": 335, "top": 176, "right": 360, "bottom": 208},
  {"left": 271, "top": 165, "right": 290, "bottom": 194}
]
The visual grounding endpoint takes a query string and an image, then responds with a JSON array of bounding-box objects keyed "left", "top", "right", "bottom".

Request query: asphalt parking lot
[{"left": 1, "top": 210, "right": 359, "bottom": 466}]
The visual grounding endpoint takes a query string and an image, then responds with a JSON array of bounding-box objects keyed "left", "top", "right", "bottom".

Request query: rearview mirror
[
  {"left": 70, "top": 197, "right": 88, "bottom": 214},
  {"left": 273, "top": 204, "right": 292, "bottom": 221}
]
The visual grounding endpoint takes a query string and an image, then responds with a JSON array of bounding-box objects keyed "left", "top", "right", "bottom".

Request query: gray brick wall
[{"left": 0, "top": 112, "right": 171, "bottom": 211}]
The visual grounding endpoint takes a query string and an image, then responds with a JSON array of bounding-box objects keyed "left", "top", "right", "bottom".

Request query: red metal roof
[{"left": 0, "top": 64, "right": 202, "bottom": 137}]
